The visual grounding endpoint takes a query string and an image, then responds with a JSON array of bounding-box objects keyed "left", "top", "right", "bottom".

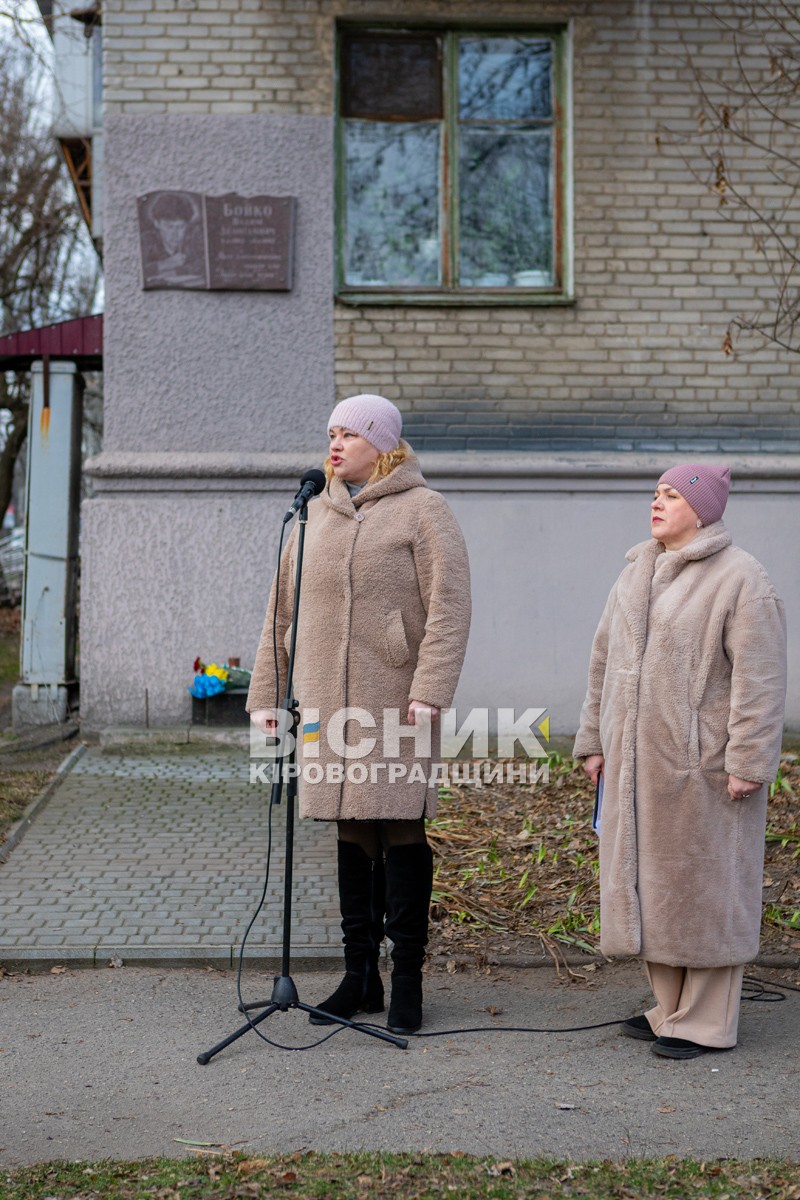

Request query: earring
[{"left": 696, "top": 520, "right": 702, "bottom": 528}]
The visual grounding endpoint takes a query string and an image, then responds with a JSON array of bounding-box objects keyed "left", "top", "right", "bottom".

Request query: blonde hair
[{"left": 324, "top": 438, "right": 411, "bottom": 485}]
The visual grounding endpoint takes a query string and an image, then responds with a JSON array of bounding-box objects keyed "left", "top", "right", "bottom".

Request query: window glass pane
[
  {"left": 458, "top": 128, "right": 553, "bottom": 287},
  {"left": 341, "top": 34, "right": 442, "bottom": 120},
  {"left": 459, "top": 37, "right": 552, "bottom": 121},
  {"left": 344, "top": 122, "right": 441, "bottom": 287}
]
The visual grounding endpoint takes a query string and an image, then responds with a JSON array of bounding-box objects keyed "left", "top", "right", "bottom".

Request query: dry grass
[
  {"left": 428, "top": 753, "right": 800, "bottom": 965},
  {"left": 0, "top": 770, "right": 55, "bottom": 841},
  {"left": 4, "top": 1153, "right": 800, "bottom": 1200},
  {"left": 0, "top": 606, "right": 20, "bottom": 636},
  {"left": 0, "top": 606, "right": 20, "bottom": 684},
  {"left": 763, "top": 757, "right": 800, "bottom": 950}
]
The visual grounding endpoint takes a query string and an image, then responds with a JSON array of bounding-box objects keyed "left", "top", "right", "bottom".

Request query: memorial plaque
[
  {"left": 137, "top": 191, "right": 297, "bottom": 292},
  {"left": 206, "top": 194, "right": 296, "bottom": 291}
]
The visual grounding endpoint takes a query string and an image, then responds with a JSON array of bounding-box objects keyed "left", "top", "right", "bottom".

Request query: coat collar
[
  {"left": 618, "top": 523, "right": 733, "bottom": 653},
  {"left": 626, "top": 521, "right": 732, "bottom": 566},
  {"left": 322, "top": 454, "right": 428, "bottom": 517}
]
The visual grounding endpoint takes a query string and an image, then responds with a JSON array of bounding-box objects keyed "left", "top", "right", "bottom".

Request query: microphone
[{"left": 283, "top": 469, "right": 326, "bottom": 523}]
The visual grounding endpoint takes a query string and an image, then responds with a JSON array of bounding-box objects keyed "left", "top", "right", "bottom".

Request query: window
[{"left": 337, "top": 26, "right": 570, "bottom": 303}]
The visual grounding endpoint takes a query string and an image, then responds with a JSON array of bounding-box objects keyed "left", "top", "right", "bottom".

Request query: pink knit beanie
[
  {"left": 327, "top": 394, "right": 402, "bottom": 453},
  {"left": 658, "top": 463, "right": 731, "bottom": 525}
]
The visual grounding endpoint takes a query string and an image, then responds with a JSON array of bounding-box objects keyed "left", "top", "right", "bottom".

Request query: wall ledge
[{"left": 86, "top": 449, "right": 800, "bottom": 493}]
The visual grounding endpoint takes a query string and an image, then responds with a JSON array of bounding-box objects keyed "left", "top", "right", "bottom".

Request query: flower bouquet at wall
[{"left": 188, "top": 657, "right": 252, "bottom": 699}]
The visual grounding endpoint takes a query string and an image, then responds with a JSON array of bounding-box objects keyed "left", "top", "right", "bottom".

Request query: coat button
[{"left": 355, "top": 512, "right": 364, "bottom": 522}]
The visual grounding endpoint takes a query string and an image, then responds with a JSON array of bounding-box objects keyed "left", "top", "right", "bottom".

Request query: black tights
[{"left": 337, "top": 819, "right": 427, "bottom": 861}]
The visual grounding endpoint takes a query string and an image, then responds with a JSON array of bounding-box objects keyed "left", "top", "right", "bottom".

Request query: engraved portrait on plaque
[
  {"left": 137, "top": 191, "right": 297, "bottom": 292},
  {"left": 137, "top": 191, "right": 207, "bottom": 289}
]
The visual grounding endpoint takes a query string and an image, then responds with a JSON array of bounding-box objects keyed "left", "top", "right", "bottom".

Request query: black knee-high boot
[
  {"left": 309, "top": 841, "right": 385, "bottom": 1026},
  {"left": 384, "top": 843, "right": 433, "bottom": 1035}
]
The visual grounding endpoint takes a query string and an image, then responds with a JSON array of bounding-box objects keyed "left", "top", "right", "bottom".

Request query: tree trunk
[{"left": 0, "top": 405, "right": 27, "bottom": 528}]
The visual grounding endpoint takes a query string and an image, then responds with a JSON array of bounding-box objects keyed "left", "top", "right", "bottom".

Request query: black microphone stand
[{"left": 197, "top": 497, "right": 407, "bottom": 1064}]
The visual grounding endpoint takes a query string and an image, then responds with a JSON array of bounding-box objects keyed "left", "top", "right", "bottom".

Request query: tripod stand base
[
  {"left": 197, "top": 974, "right": 408, "bottom": 1064},
  {"left": 272, "top": 974, "right": 299, "bottom": 1008}
]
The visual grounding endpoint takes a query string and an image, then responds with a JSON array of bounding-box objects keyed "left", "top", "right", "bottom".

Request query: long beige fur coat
[
  {"left": 247, "top": 455, "right": 471, "bottom": 821},
  {"left": 574, "top": 523, "right": 786, "bottom": 967}
]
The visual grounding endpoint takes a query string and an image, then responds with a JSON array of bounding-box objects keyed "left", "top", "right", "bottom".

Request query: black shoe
[
  {"left": 308, "top": 968, "right": 384, "bottom": 1026},
  {"left": 621, "top": 1014, "right": 656, "bottom": 1041},
  {"left": 387, "top": 972, "right": 423, "bottom": 1034},
  {"left": 652, "top": 1036, "right": 720, "bottom": 1059},
  {"left": 309, "top": 842, "right": 385, "bottom": 1026}
]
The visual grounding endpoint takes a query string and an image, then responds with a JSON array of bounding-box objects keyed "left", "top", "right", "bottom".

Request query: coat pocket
[{"left": 385, "top": 609, "right": 410, "bottom": 668}]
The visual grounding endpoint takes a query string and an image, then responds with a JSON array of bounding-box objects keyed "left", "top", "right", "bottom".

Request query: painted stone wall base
[
  {"left": 81, "top": 451, "right": 800, "bottom": 733},
  {"left": 12, "top": 683, "right": 73, "bottom": 729}
]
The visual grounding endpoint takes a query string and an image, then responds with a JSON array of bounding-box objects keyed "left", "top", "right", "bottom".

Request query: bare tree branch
[
  {"left": 660, "top": 3, "right": 800, "bottom": 355},
  {"left": 0, "top": 39, "right": 102, "bottom": 529}
]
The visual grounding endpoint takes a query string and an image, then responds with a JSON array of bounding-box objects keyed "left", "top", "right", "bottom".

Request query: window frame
[{"left": 335, "top": 21, "right": 573, "bottom": 307}]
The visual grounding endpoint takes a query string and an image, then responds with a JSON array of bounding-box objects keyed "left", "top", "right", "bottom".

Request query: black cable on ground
[
  {"left": 366, "top": 1017, "right": 627, "bottom": 1038},
  {"left": 226, "top": 975, "right": 793, "bottom": 1051},
  {"left": 360, "top": 973, "right": 793, "bottom": 1041},
  {"left": 742, "top": 973, "right": 796, "bottom": 999}
]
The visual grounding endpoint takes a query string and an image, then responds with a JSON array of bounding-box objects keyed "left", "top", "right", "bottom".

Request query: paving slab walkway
[{"left": 0, "top": 744, "right": 341, "bottom": 969}]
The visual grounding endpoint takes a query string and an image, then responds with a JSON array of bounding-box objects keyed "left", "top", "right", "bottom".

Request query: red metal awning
[{"left": 0, "top": 314, "right": 103, "bottom": 370}]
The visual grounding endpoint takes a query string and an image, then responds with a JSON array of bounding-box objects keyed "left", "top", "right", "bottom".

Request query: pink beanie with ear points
[
  {"left": 658, "top": 463, "right": 731, "bottom": 526},
  {"left": 327, "top": 394, "right": 402, "bottom": 453}
]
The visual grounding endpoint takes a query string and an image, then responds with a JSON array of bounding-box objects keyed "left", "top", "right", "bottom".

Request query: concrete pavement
[{"left": 1, "top": 961, "right": 798, "bottom": 1167}]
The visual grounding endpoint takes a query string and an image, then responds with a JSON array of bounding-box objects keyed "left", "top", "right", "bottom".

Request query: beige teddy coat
[
  {"left": 247, "top": 455, "right": 471, "bottom": 821},
  {"left": 574, "top": 523, "right": 786, "bottom": 968}
]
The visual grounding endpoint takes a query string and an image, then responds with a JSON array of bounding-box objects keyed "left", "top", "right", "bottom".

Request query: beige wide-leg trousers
[{"left": 644, "top": 961, "right": 745, "bottom": 1048}]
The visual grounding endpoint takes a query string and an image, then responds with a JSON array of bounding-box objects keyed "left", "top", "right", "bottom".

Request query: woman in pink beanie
[
  {"left": 574, "top": 464, "right": 786, "bottom": 1060},
  {"left": 247, "top": 394, "right": 471, "bottom": 1035}
]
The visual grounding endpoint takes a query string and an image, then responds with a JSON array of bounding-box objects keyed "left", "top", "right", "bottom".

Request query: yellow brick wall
[{"left": 103, "top": 0, "right": 800, "bottom": 451}]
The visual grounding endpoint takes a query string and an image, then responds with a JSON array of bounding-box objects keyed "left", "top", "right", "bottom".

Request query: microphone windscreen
[{"left": 300, "top": 469, "right": 326, "bottom": 496}]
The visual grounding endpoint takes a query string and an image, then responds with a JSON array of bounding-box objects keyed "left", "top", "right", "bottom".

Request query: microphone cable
[
  {"left": 234, "top": 517, "right": 351, "bottom": 1050},
  {"left": 352, "top": 973, "right": 792, "bottom": 1042},
  {"left": 743, "top": 973, "right": 797, "bottom": 999},
  {"left": 364, "top": 1016, "right": 629, "bottom": 1038}
]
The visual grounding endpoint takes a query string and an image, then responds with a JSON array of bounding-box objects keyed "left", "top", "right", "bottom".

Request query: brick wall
[
  {"left": 103, "top": 0, "right": 800, "bottom": 452},
  {"left": 103, "top": 0, "right": 574, "bottom": 115}
]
